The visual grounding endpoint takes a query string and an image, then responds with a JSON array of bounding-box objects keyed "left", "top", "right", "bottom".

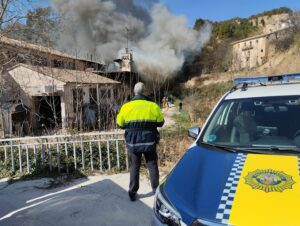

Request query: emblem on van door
[{"left": 245, "top": 169, "right": 295, "bottom": 192}]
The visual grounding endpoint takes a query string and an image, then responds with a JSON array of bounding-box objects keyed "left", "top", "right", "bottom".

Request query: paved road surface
[{"left": 0, "top": 174, "right": 154, "bottom": 226}]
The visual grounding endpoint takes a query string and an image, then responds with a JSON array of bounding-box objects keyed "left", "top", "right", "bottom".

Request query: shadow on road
[{"left": 0, "top": 176, "right": 153, "bottom": 226}]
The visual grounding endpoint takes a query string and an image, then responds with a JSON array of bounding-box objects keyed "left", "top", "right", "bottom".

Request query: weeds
[
  {"left": 0, "top": 140, "right": 127, "bottom": 179},
  {"left": 183, "top": 81, "right": 233, "bottom": 126}
]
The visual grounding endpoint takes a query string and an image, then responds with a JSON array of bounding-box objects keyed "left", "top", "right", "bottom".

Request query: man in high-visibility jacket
[{"left": 117, "top": 82, "right": 164, "bottom": 201}]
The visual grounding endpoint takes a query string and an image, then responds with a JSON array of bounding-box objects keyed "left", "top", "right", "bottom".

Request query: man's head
[{"left": 134, "top": 82, "right": 145, "bottom": 96}]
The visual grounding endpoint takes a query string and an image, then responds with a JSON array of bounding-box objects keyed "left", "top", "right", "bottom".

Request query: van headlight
[{"left": 154, "top": 185, "right": 182, "bottom": 226}]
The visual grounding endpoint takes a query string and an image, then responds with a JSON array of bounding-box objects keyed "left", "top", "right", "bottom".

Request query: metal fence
[{"left": 0, "top": 131, "right": 127, "bottom": 175}]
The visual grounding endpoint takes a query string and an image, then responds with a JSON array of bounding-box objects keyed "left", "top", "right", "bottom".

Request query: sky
[
  {"left": 35, "top": 0, "right": 300, "bottom": 27},
  {"left": 161, "top": 0, "right": 300, "bottom": 26}
]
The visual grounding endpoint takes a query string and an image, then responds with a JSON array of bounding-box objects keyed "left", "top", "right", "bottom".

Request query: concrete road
[{"left": 0, "top": 174, "right": 154, "bottom": 226}]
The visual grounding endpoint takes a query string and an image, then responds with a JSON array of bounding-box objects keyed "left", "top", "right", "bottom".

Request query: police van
[{"left": 152, "top": 74, "right": 300, "bottom": 226}]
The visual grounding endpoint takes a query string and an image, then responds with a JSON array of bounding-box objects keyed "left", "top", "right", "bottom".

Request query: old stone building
[
  {"left": 0, "top": 36, "right": 103, "bottom": 71},
  {"left": 0, "top": 37, "right": 121, "bottom": 137},
  {"left": 231, "top": 13, "right": 292, "bottom": 71},
  {"left": 231, "top": 33, "right": 271, "bottom": 71},
  {"left": 6, "top": 64, "right": 119, "bottom": 134},
  {"left": 231, "top": 30, "right": 291, "bottom": 71}
]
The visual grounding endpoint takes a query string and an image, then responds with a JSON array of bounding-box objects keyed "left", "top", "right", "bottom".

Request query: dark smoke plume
[{"left": 52, "top": 0, "right": 212, "bottom": 78}]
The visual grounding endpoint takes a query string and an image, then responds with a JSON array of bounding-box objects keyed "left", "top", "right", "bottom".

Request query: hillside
[
  {"left": 190, "top": 7, "right": 294, "bottom": 75},
  {"left": 184, "top": 34, "right": 300, "bottom": 90}
]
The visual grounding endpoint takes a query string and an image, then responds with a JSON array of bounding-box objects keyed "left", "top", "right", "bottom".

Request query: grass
[
  {"left": 155, "top": 82, "right": 233, "bottom": 172},
  {"left": 183, "top": 81, "right": 233, "bottom": 126}
]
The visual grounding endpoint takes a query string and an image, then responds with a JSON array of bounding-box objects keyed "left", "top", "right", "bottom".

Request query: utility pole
[{"left": 125, "top": 27, "right": 129, "bottom": 53}]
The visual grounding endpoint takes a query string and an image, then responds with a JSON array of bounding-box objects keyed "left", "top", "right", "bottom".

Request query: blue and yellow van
[{"left": 152, "top": 74, "right": 300, "bottom": 226}]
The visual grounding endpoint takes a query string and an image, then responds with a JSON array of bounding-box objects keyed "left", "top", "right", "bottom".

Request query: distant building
[
  {"left": 231, "top": 27, "right": 292, "bottom": 71},
  {"left": 232, "top": 33, "right": 271, "bottom": 71},
  {"left": 249, "top": 13, "right": 291, "bottom": 34},
  {"left": 231, "top": 13, "right": 293, "bottom": 71}
]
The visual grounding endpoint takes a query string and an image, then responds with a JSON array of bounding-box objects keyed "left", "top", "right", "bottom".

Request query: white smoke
[
  {"left": 52, "top": 0, "right": 212, "bottom": 78},
  {"left": 134, "top": 4, "right": 212, "bottom": 76}
]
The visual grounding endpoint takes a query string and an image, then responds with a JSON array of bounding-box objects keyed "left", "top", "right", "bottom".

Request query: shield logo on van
[{"left": 245, "top": 169, "right": 295, "bottom": 192}]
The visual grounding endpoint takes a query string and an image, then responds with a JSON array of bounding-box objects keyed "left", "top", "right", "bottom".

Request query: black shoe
[
  {"left": 128, "top": 192, "right": 137, "bottom": 202},
  {"left": 152, "top": 187, "right": 158, "bottom": 195}
]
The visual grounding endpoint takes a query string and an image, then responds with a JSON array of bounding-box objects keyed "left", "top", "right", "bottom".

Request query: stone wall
[
  {"left": 249, "top": 13, "right": 291, "bottom": 34},
  {"left": 231, "top": 31, "right": 283, "bottom": 71}
]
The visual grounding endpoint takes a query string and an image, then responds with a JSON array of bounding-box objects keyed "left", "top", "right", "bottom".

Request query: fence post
[
  {"left": 65, "top": 142, "right": 69, "bottom": 173},
  {"left": 116, "top": 140, "right": 120, "bottom": 169},
  {"left": 10, "top": 140, "right": 15, "bottom": 172},
  {"left": 41, "top": 140, "right": 45, "bottom": 167},
  {"left": 26, "top": 145, "right": 30, "bottom": 174},
  {"left": 33, "top": 144, "right": 37, "bottom": 167},
  {"left": 56, "top": 143, "right": 60, "bottom": 174},
  {"left": 81, "top": 136, "right": 85, "bottom": 170},
  {"left": 73, "top": 142, "right": 77, "bottom": 169},
  {"left": 107, "top": 141, "right": 111, "bottom": 170},
  {"left": 98, "top": 141, "right": 103, "bottom": 172},
  {"left": 89, "top": 141, "right": 93, "bottom": 171},
  {"left": 49, "top": 144, "right": 52, "bottom": 172},
  {"left": 18, "top": 144, "right": 22, "bottom": 174}
]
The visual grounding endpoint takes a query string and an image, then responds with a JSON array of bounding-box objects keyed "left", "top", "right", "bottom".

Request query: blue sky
[
  {"left": 35, "top": 0, "right": 300, "bottom": 27},
  {"left": 161, "top": 0, "right": 300, "bottom": 26}
]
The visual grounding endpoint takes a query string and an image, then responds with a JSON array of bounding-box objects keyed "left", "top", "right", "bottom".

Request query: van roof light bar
[{"left": 234, "top": 73, "right": 300, "bottom": 85}]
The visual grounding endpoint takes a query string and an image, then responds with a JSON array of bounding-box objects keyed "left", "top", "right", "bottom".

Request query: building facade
[
  {"left": 232, "top": 34, "right": 270, "bottom": 71},
  {"left": 231, "top": 13, "right": 292, "bottom": 71},
  {"left": 0, "top": 37, "right": 121, "bottom": 137},
  {"left": 1, "top": 64, "right": 119, "bottom": 136},
  {"left": 231, "top": 29, "right": 290, "bottom": 71}
]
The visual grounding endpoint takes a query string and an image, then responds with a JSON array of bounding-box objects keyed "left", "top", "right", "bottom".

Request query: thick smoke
[
  {"left": 134, "top": 4, "right": 211, "bottom": 76},
  {"left": 52, "top": 0, "right": 211, "bottom": 78}
]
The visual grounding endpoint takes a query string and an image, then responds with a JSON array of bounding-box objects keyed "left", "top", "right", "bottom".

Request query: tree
[
  {"left": 25, "top": 7, "right": 59, "bottom": 46},
  {"left": 0, "top": 0, "right": 33, "bottom": 137},
  {"left": 2, "top": 6, "right": 59, "bottom": 46},
  {"left": 290, "top": 11, "right": 300, "bottom": 33},
  {"left": 0, "top": 0, "right": 33, "bottom": 71},
  {"left": 0, "top": 0, "right": 31, "bottom": 33},
  {"left": 250, "top": 7, "right": 292, "bottom": 19}
]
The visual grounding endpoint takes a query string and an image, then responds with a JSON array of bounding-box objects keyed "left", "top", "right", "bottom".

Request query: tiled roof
[{"left": 8, "top": 64, "right": 120, "bottom": 85}]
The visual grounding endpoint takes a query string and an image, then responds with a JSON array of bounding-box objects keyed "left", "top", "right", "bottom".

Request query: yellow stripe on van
[{"left": 229, "top": 154, "right": 300, "bottom": 226}]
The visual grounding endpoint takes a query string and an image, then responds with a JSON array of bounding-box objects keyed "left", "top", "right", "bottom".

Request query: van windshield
[{"left": 199, "top": 96, "right": 300, "bottom": 150}]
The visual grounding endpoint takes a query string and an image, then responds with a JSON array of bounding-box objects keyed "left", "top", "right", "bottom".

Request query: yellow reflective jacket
[{"left": 117, "top": 95, "right": 164, "bottom": 152}]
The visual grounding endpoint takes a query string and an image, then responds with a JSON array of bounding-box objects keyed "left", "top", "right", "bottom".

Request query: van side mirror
[{"left": 188, "top": 127, "right": 201, "bottom": 139}]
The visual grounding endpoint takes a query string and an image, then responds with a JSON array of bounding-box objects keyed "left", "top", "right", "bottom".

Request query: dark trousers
[{"left": 128, "top": 148, "right": 159, "bottom": 194}]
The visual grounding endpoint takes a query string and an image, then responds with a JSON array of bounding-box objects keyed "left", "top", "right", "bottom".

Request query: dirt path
[{"left": 162, "top": 106, "right": 178, "bottom": 127}]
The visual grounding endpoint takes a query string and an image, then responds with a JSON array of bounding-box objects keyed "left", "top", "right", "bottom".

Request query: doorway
[{"left": 35, "top": 96, "right": 62, "bottom": 131}]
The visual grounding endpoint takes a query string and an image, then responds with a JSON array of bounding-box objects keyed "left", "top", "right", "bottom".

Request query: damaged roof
[
  {"left": 8, "top": 64, "right": 120, "bottom": 85},
  {"left": 0, "top": 36, "right": 98, "bottom": 63}
]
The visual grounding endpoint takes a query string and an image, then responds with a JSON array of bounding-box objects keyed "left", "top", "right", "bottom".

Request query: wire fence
[{"left": 0, "top": 131, "right": 127, "bottom": 176}]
